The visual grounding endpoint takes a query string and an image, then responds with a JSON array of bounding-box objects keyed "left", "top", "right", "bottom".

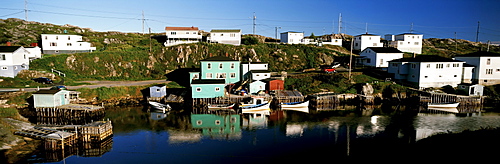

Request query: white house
[
  {"left": 241, "top": 62, "right": 268, "bottom": 80},
  {"left": 385, "top": 33, "right": 423, "bottom": 54},
  {"left": 455, "top": 51, "right": 500, "bottom": 85},
  {"left": 165, "top": 26, "right": 202, "bottom": 47},
  {"left": 321, "top": 38, "right": 342, "bottom": 46},
  {"left": 387, "top": 55, "right": 465, "bottom": 89},
  {"left": 280, "top": 31, "right": 304, "bottom": 44},
  {"left": 41, "top": 34, "right": 96, "bottom": 54},
  {"left": 249, "top": 70, "right": 271, "bottom": 81},
  {"left": 358, "top": 47, "right": 403, "bottom": 68},
  {"left": 209, "top": 29, "right": 241, "bottom": 46},
  {"left": 24, "top": 45, "right": 42, "bottom": 60},
  {"left": 353, "top": 34, "right": 383, "bottom": 51},
  {"left": 0, "top": 46, "right": 30, "bottom": 78}
]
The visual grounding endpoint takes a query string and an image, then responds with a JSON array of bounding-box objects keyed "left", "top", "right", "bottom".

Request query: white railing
[{"left": 51, "top": 69, "right": 66, "bottom": 77}]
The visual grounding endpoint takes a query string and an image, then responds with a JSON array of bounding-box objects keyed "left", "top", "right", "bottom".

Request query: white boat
[
  {"left": 281, "top": 100, "right": 309, "bottom": 113},
  {"left": 281, "top": 100, "right": 309, "bottom": 108},
  {"left": 149, "top": 101, "right": 171, "bottom": 113},
  {"left": 208, "top": 103, "right": 235, "bottom": 110},
  {"left": 427, "top": 102, "right": 460, "bottom": 108},
  {"left": 241, "top": 102, "right": 271, "bottom": 115}
]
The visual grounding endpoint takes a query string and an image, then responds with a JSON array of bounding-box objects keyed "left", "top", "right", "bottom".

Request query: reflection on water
[{"left": 22, "top": 105, "right": 500, "bottom": 163}]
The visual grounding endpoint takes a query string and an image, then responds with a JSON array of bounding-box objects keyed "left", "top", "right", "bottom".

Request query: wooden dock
[
  {"left": 36, "top": 104, "right": 105, "bottom": 118},
  {"left": 80, "top": 120, "right": 113, "bottom": 142},
  {"left": 15, "top": 127, "right": 78, "bottom": 150}
]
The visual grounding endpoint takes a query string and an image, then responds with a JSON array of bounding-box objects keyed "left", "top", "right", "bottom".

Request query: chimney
[
  {"left": 209, "top": 53, "right": 212, "bottom": 57},
  {"left": 31, "top": 43, "right": 38, "bottom": 47},
  {"left": 225, "top": 53, "right": 228, "bottom": 57},
  {"left": 6, "top": 42, "right": 11, "bottom": 46}
]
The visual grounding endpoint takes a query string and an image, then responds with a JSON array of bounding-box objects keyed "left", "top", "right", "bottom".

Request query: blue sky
[{"left": 2, "top": 0, "right": 499, "bottom": 42}]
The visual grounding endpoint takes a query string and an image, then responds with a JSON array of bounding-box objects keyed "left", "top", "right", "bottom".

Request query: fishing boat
[
  {"left": 281, "top": 100, "right": 309, "bottom": 108},
  {"left": 241, "top": 102, "right": 271, "bottom": 115},
  {"left": 207, "top": 103, "right": 235, "bottom": 110},
  {"left": 148, "top": 101, "right": 171, "bottom": 113},
  {"left": 281, "top": 100, "right": 309, "bottom": 113},
  {"left": 427, "top": 102, "right": 460, "bottom": 108}
]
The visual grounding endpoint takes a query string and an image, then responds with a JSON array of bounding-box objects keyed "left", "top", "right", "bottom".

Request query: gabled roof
[
  {"left": 210, "top": 29, "right": 241, "bottom": 33},
  {"left": 33, "top": 90, "right": 63, "bottom": 94},
  {"left": 456, "top": 51, "right": 500, "bottom": 57},
  {"left": 0, "top": 46, "right": 22, "bottom": 53},
  {"left": 389, "top": 55, "right": 463, "bottom": 62},
  {"left": 191, "top": 79, "right": 226, "bottom": 84},
  {"left": 201, "top": 56, "right": 238, "bottom": 61},
  {"left": 364, "top": 47, "right": 402, "bottom": 53},
  {"left": 355, "top": 33, "right": 379, "bottom": 36},
  {"left": 165, "top": 26, "right": 199, "bottom": 31}
]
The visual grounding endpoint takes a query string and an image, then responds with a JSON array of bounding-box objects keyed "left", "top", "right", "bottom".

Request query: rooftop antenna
[{"left": 365, "top": 23, "right": 368, "bottom": 34}]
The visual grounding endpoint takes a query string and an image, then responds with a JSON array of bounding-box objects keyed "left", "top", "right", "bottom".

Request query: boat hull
[{"left": 427, "top": 102, "right": 459, "bottom": 108}]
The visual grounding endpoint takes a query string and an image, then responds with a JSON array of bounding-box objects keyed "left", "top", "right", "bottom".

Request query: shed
[
  {"left": 457, "top": 83, "right": 484, "bottom": 96},
  {"left": 149, "top": 85, "right": 167, "bottom": 98},
  {"left": 262, "top": 79, "right": 284, "bottom": 91},
  {"left": 249, "top": 80, "right": 266, "bottom": 94},
  {"left": 32, "top": 90, "right": 70, "bottom": 108},
  {"left": 191, "top": 79, "right": 226, "bottom": 98}
]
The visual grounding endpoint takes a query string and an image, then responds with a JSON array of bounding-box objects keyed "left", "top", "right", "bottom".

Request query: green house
[
  {"left": 191, "top": 79, "right": 226, "bottom": 98},
  {"left": 191, "top": 114, "right": 241, "bottom": 139},
  {"left": 200, "top": 56, "right": 241, "bottom": 84},
  {"left": 32, "top": 90, "right": 70, "bottom": 108}
]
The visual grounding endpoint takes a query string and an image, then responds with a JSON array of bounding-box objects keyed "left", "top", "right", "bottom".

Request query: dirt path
[{"left": 0, "top": 80, "right": 171, "bottom": 92}]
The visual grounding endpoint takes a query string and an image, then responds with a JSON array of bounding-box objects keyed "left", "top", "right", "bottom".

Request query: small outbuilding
[
  {"left": 32, "top": 90, "right": 70, "bottom": 108},
  {"left": 262, "top": 79, "right": 285, "bottom": 91},
  {"left": 149, "top": 85, "right": 167, "bottom": 99},
  {"left": 457, "top": 83, "right": 484, "bottom": 96}
]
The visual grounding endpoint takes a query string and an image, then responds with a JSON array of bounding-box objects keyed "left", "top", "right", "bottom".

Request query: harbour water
[{"left": 19, "top": 105, "right": 500, "bottom": 163}]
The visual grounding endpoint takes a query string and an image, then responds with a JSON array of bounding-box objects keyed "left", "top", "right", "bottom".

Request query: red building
[{"left": 263, "top": 79, "right": 284, "bottom": 91}]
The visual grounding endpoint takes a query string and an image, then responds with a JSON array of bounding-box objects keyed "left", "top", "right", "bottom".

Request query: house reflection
[{"left": 190, "top": 114, "right": 242, "bottom": 140}]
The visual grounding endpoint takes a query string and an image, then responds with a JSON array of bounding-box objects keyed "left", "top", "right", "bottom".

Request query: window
[
  {"left": 196, "top": 87, "right": 202, "bottom": 92},
  {"left": 414, "top": 42, "right": 419, "bottom": 45},
  {"left": 230, "top": 73, "right": 236, "bottom": 78},
  {"left": 193, "top": 74, "right": 199, "bottom": 79},
  {"left": 193, "top": 32, "right": 197, "bottom": 34},
  {"left": 424, "top": 76, "right": 428, "bottom": 78},
  {"left": 196, "top": 120, "right": 202, "bottom": 125},
  {"left": 216, "top": 73, "right": 226, "bottom": 79},
  {"left": 156, "top": 89, "right": 160, "bottom": 92},
  {"left": 215, "top": 87, "right": 220, "bottom": 92},
  {"left": 170, "top": 32, "right": 177, "bottom": 35},
  {"left": 206, "top": 73, "right": 213, "bottom": 78},
  {"left": 219, "top": 63, "right": 223, "bottom": 69},
  {"left": 379, "top": 59, "right": 383, "bottom": 65},
  {"left": 220, "top": 34, "right": 223, "bottom": 36},
  {"left": 1, "top": 54, "right": 5, "bottom": 60},
  {"left": 446, "top": 64, "right": 450, "bottom": 68},
  {"left": 215, "top": 120, "right": 221, "bottom": 125},
  {"left": 44, "top": 36, "right": 48, "bottom": 40},
  {"left": 230, "top": 63, "right": 235, "bottom": 69},
  {"left": 50, "top": 42, "right": 57, "bottom": 46},
  {"left": 454, "top": 75, "right": 457, "bottom": 77},
  {"left": 56, "top": 36, "right": 58, "bottom": 40},
  {"left": 1, "top": 66, "right": 7, "bottom": 70},
  {"left": 373, "top": 43, "right": 377, "bottom": 46},
  {"left": 366, "top": 59, "right": 371, "bottom": 63},
  {"left": 487, "top": 58, "right": 491, "bottom": 65},
  {"left": 68, "top": 36, "right": 71, "bottom": 40},
  {"left": 486, "top": 69, "right": 493, "bottom": 74},
  {"left": 453, "top": 63, "right": 460, "bottom": 67},
  {"left": 436, "top": 64, "right": 443, "bottom": 69},
  {"left": 230, "top": 33, "right": 235, "bottom": 37},
  {"left": 67, "top": 43, "right": 72, "bottom": 46},
  {"left": 497, "top": 69, "right": 500, "bottom": 72},
  {"left": 186, "top": 32, "right": 189, "bottom": 34},
  {"left": 207, "top": 63, "right": 212, "bottom": 69},
  {"left": 426, "top": 64, "right": 430, "bottom": 68},
  {"left": 411, "top": 64, "right": 416, "bottom": 69}
]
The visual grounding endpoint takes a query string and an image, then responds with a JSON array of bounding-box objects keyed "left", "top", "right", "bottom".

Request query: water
[{"left": 22, "top": 106, "right": 500, "bottom": 163}]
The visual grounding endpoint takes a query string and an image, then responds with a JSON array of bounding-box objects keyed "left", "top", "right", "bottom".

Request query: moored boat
[
  {"left": 281, "top": 100, "right": 309, "bottom": 113},
  {"left": 427, "top": 102, "right": 460, "bottom": 108},
  {"left": 148, "top": 101, "right": 171, "bottom": 113},
  {"left": 207, "top": 103, "right": 235, "bottom": 110},
  {"left": 241, "top": 102, "right": 271, "bottom": 115}
]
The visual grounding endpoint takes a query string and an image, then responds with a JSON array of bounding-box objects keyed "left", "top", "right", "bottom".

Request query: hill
[{"left": 1, "top": 18, "right": 499, "bottom": 82}]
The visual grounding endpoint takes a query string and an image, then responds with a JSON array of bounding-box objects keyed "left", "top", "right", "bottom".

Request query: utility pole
[
  {"left": 252, "top": 12, "right": 256, "bottom": 35},
  {"left": 410, "top": 23, "right": 414, "bottom": 33},
  {"left": 476, "top": 21, "right": 480, "bottom": 42},
  {"left": 275, "top": 26, "right": 281, "bottom": 46},
  {"left": 149, "top": 28, "right": 152, "bottom": 53},
  {"left": 349, "top": 38, "right": 353, "bottom": 81},
  {"left": 338, "top": 13, "right": 342, "bottom": 34},
  {"left": 142, "top": 11, "right": 145, "bottom": 34},
  {"left": 24, "top": 0, "right": 28, "bottom": 21},
  {"left": 365, "top": 23, "right": 368, "bottom": 34}
]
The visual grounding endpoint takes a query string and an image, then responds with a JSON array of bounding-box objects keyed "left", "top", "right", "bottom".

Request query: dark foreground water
[{"left": 22, "top": 105, "right": 500, "bottom": 163}]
